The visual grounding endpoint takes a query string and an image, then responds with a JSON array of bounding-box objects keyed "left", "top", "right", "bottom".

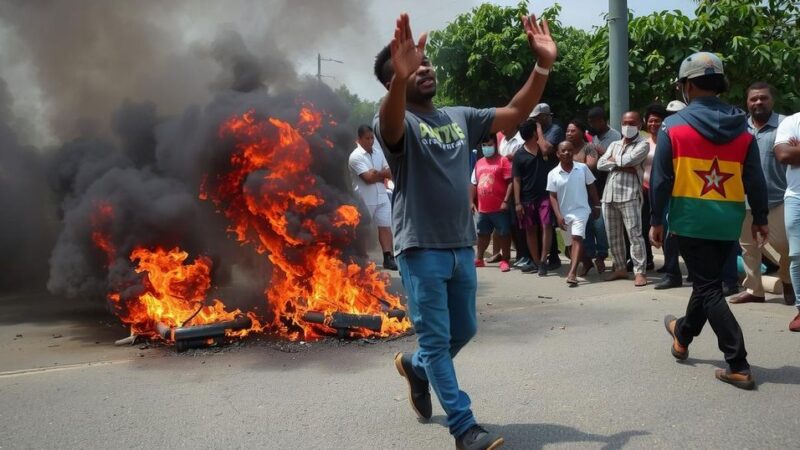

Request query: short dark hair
[
  {"left": 746, "top": 81, "right": 776, "bottom": 98},
  {"left": 644, "top": 103, "right": 668, "bottom": 122},
  {"left": 587, "top": 106, "right": 606, "bottom": 120},
  {"left": 687, "top": 74, "right": 728, "bottom": 94},
  {"left": 519, "top": 119, "right": 538, "bottom": 141},
  {"left": 357, "top": 124, "right": 373, "bottom": 138},
  {"left": 568, "top": 119, "right": 589, "bottom": 142},
  {"left": 481, "top": 133, "right": 498, "bottom": 145},
  {"left": 374, "top": 45, "right": 393, "bottom": 86}
]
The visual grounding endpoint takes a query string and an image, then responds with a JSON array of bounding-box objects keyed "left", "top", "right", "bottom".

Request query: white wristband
[{"left": 534, "top": 64, "right": 551, "bottom": 76}]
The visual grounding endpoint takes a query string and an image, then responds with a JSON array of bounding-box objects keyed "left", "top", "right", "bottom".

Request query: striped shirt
[{"left": 597, "top": 134, "right": 649, "bottom": 203}]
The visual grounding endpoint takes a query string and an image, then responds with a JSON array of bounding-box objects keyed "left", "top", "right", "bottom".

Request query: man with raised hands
[{"left": 372, "top": 11, "right": 556, "bottom": 450}]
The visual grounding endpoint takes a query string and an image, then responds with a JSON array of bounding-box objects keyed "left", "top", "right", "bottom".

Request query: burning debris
[
  {"left": 0, "top": 4, "right": 410, "bottom": 348},
  {"left": 52, "top": 94, "right": 409, "bottom": 348}
]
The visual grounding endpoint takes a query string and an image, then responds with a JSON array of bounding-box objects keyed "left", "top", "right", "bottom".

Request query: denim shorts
[{"left": 477, "top": 211, "right": 511, "bottom": 236}]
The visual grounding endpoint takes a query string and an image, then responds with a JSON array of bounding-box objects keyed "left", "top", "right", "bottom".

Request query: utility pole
[
  {"left": 608, "top": 0, "right": 629, "bottom": 131},
  {"left": 317, "top": 53, "right": 344, "bottom": 83}
]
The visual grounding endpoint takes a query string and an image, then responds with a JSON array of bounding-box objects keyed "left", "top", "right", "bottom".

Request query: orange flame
[
  {"left": 108, "top": 247, "right": 262, "bottom": 338},
  {"left": 205, "top": 105, "right": 409, "bottom": 340},
  {"left": 91, "top": 103, "right": 407, "bottom": 343}
]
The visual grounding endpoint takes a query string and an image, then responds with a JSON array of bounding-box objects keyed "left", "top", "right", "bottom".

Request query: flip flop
[{"left": 566, "top": 277, "right": 579, "bottom": 287}]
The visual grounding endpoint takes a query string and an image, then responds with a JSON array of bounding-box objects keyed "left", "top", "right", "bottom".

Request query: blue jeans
[
  {"left": 396, "top": 247, "right": 478, "bottom": 437},
  {"left": 584, "top": 215, "right": 609, "bottom": 259},
  {"left": 785, "top": 196, "right": 800, "bottom": 309}
]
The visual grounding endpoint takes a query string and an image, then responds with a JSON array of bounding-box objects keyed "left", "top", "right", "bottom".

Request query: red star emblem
[{"left": 693, "top": 157, "right": 734, "bottom": 197}]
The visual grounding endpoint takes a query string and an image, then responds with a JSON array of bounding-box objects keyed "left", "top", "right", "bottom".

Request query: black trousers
[
  {"left": 662, "top": 233, "right": 682, "bottom": 279},
  {"left": 675, "top": 236, "right": 749, "bottom": 372}
]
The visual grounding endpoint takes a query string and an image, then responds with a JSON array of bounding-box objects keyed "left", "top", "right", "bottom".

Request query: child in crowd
[{"left": 547, "top": 141, "right": 601, "bottom": 285}]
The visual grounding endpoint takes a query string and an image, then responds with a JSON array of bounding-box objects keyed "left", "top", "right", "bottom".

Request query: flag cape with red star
[{"left": 667, "top": 124, "right": 751, "bottom": 240}]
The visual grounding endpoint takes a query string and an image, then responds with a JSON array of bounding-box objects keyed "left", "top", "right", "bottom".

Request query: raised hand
[
  {"left": 390, "top": 14, "right": 428, "bottom": 81},
  {"left": 522, "top": 14, "right": 557, "bottom": 68}
]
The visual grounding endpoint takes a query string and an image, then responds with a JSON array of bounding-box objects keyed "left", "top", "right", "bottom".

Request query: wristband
[{"left": 534, "top": 64, "right": 551, "bottom": 76}]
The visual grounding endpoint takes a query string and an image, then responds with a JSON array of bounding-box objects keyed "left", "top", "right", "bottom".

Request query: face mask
[
  {"left": 481, "top": 146, "right": 496, "bottom": 158},
  {"left": 621, "top": 125, "right": 639, "bottom": 139}
]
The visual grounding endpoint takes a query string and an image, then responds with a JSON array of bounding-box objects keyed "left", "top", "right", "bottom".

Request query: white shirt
[
  {"left": 499, "top": 132, "right": 524, "bottom": 158},
  {"left": 546, "top": 162, "right": 596, "bottom": 219},
  {"left": 349, "top": 143, "right": 390, "bottom": 206},
  {"left": 775, "top": 112, "right": 800, "bottom": 200}
]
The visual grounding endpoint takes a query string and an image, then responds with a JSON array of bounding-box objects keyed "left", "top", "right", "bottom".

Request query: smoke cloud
[{"left": 0, "top": 0, "right": 379, "bottom": 308}]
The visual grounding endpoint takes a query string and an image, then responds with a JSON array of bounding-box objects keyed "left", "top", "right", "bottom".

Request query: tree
[
  {"left": 334, "top": 85, "right": 379, "bottom": 129},
  {"left": 578, "top": 0, "right": 800, "bottom": 114},
  {"left": 426, "top": 1, "right": 590, "bottom": 124}
]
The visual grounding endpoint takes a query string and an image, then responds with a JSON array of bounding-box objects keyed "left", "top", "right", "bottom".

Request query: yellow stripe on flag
[{"left": 672, "top": 156, "right": 744, "bottom": 201}]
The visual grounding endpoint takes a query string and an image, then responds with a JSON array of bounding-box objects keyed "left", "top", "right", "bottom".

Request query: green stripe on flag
[{"left": 668, "top": 197, "right": 745, "bottom": 241}]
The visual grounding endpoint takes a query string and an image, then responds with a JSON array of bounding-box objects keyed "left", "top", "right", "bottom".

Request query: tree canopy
[{"left": 425, "top": 0, "right": 800, "bottom": 122}]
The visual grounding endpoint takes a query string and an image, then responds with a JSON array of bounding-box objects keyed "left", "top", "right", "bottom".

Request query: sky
[
  {"left": 0, "top": 0, "right": 698, "bottom": 145},
  {"left": 318, "top": 0, "right": 698, "bottom": 101}
]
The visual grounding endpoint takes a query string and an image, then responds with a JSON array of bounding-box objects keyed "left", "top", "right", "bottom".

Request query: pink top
[{"left": 473, "top": 156, "right": 512, "bottom": 213}]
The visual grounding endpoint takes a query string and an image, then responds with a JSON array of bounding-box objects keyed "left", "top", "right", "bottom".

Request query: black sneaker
[
  {"left": 547, "top": 258, "right": 561, "bottom": 270},
  {"left": 513, "top": 257, "right": 530, "bottom": 268},
  {"left": 538, "top": 264, "right": 548, "bottom": 277},
  {"left": 456, "top": 425, "right": 504, "bottom": 450},
  {"left": 393, "top": 352, "right": 431, "bottom": 420},
  {"left": 520, "top": 261, "right": 539, "bottom": 273}
]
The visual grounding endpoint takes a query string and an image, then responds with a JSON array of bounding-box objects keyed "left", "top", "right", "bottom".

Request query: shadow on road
[
  {"left": 680, "top": 358, "right": 800, "bottom": 386},
  {"left": 487, "top": 423, "right": 649, "bottom": 449}
]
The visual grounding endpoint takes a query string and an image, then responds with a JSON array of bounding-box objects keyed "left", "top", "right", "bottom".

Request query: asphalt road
[{"left": 1, "top": 256, "right": 799, "bottom": 449}]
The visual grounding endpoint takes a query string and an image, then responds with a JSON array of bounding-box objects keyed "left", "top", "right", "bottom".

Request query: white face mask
[{"left": 621, "top": 125, "right": 639, "bottom": 139}]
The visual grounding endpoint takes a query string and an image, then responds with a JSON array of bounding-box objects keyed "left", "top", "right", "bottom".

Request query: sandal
[{"left": 566, "top": 277, "right": 579, "bottom": 287}]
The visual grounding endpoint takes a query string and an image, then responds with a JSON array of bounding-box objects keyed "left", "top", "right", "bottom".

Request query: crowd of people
[{"left": 345, "top": 10, "right": 800, "bottom": 450}]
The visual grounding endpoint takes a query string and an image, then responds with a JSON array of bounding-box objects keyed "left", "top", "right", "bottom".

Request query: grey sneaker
[
  {"left": 393, "top": 352, "right": 431, "bottom": 419},
  {"left": 456, "top": 425, "right": 504, "bottom": 450}
]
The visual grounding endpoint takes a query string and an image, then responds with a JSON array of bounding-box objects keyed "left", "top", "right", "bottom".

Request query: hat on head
[
  {"left": 678, "top": 52, "right": 724, "bottom": 80},
  {"left": 529, "top": 103, "right": 552, "bottom": 118},
  {"left": 666, "top": 100, "right": 687, "bottom": 112}
]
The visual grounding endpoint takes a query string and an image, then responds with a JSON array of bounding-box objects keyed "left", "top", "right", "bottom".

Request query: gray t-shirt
[
  {"left": 374, "top": 106, "right": 495, "bottom": 255},
  {"left": 592, "top": 127, "right": 622, "bottom": 151},
  {"left": 747, "top": 112, "right": 786, "bottom": 209}
]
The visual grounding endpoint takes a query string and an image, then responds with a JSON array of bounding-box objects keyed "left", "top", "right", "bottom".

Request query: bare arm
[
  {"left": 587, "top": 183, "right": 601, "bottom": 219},
  {"left": 585, "top": 154, "right": 598, "bottom": 171},
  {"left": 513, "top": 177, "right": 522, "bottom": 205},
  {"left": 549, "top": 192, "right": 565, "bottom": 228},
  {"left": 775, "top": 140, "right": 800, "bottom": 165},
  {"left": 535, "top": 122, "right": 554, "bottom": 155},
  {"left": 470, "top": 183, "right": 478, "bottom": 211},
  {"left": 490, "top": 15, "right": 557, "bottom": 134},
  {"left": 378, "top": 14, "right": 427, "bottom": 150},
  {"left": 359, "top": 170, "right": 387, "bottom": 184}
]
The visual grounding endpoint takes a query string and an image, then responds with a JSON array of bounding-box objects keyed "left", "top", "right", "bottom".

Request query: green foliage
[
  {"left": 426, "top": 1, "right": 589, "bottom": 123},
  {"left": 334, "top": 85, "right": 379, "bottom": 129},
  {"left": 578, "top": 0, "right": 800, "bottom": 113},
  {"left": 427, "top": 0, "right": 800, "bottom": 122}
]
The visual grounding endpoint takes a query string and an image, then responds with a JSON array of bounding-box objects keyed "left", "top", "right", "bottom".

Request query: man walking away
[{"left": 651, "top": 52, "right": 768, "bottom": 390}]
